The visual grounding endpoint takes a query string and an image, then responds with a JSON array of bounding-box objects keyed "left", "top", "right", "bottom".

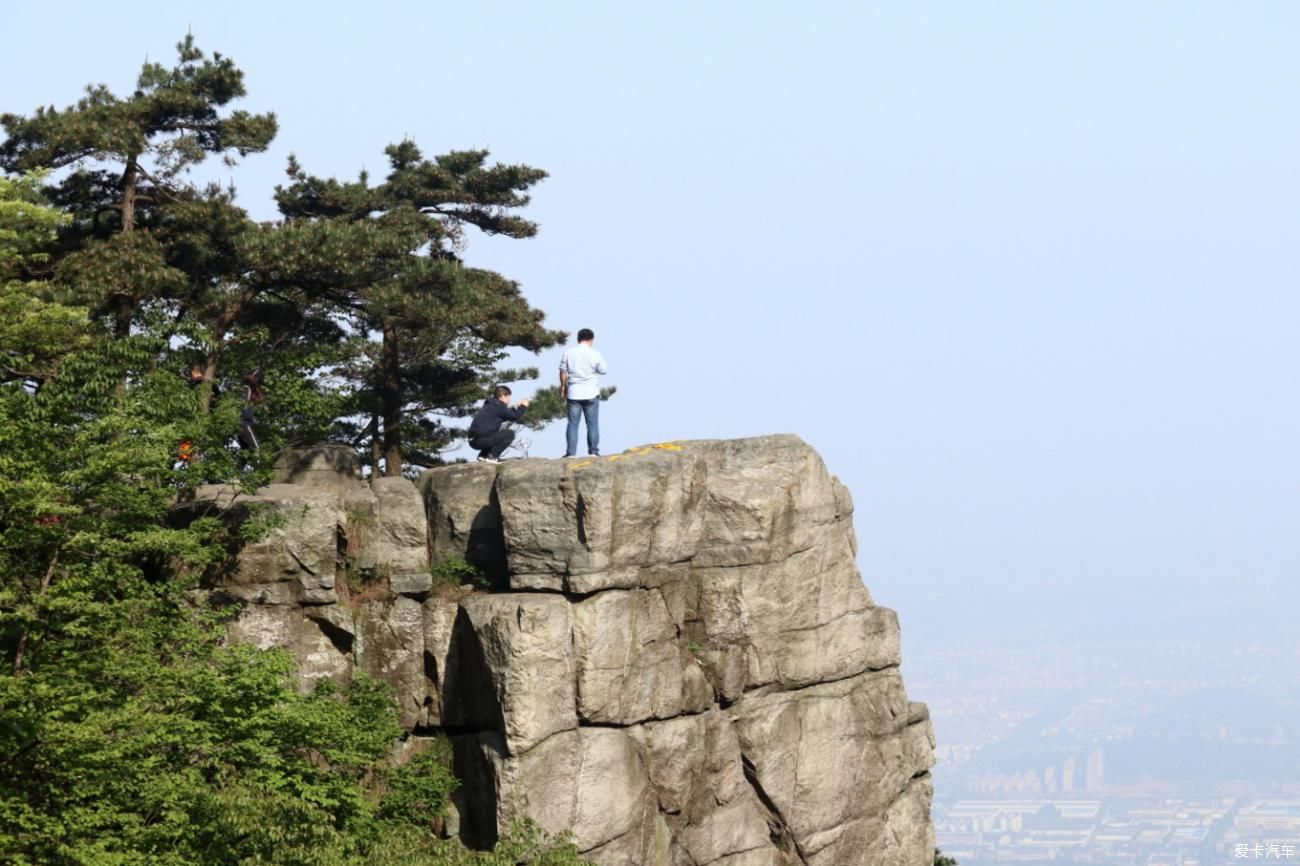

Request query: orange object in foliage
[{"left": 178, "top": 440, "right": 195, "bottom": 463}]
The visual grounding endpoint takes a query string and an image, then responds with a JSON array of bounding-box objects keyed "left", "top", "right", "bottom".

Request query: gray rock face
[
  {"left": 456, "top": 727, "right": 658, "bottom": 856},
  {"left": 572, "top": 588, "right": 713, "bottom": 725},
  {"left": 729, "top": 671, "right": 934, "bottom": 865},
  {"left": 202, "top": 435, "right": 935, "bottom": 866},
  {"left": 419, "top": 462, "right": 507, "bottom": 582},
  {"left": 224, "top": 602, "right": 353, "bottom": 684},
  {"left": 356, "top": 595, "right": 428, "bottom": 729},
  {"left": 343, "top": 478, "right": 430, "bottom": 595},
  {"left": 190, "top": 483, "right": 343, "bottom": 607},
  {"left": 272, "top": 444, "right": 365, "bottom": 497},
  {"left": 629, "top": 710, "right": 775, "bottom": 865},
  {"left": 445, "top": 594, "right": 577, "bottom": 755},
  {"left": 423, "top": 598, "right": 460, "bottom": 727}
]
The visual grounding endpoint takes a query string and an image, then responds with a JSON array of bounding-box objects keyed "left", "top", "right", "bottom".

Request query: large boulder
[
  {"left": 728, "top": 671, "right": 936, "bottom": 865},
  {"left": 356, "top": 594, "right": 428, "bottom": 729},
  {"left": 629, "top": 710, "right": 778, "bottom": 865},
  {"left": 192, "top": 483, "right": 343, "bottom": 607},
  {"left": 345, "top": 477, "right": 431, "bottom": 595},
  {"left": 423, "top": 597, "right": 461, "bottom": 727},
  {"left": 571, "top": 587, "right": 712, "bottom": 724},
  {"left": 442, "top": 593, "right": 577, "bottom": 755},
  {"left": 224, "top": 602, "right": 352, "bottom": 686},
  {"left": 495, "top": 437, "right": 842, "bottom": 590},
  {"left": 272, "top": 445, "right": 365, "bottom": 497},
  {"left": 454, "top": 727, "right": 662, "bottom": 859},
  {"left": 455, "top": 436, "right": 933, "bottom": 865},
  {"left": 200, "top": 436, "right": 936, "bottom": 866},
  {"left": 419, "top": 462, "right": 507, "bottom": 582}
]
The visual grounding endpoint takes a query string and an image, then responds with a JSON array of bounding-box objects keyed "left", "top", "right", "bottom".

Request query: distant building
[
  {"left": 1235, "top": 799, "right": 1300, "bottom": 833},
  {"left": 1062, "top": 755, "right": 1076, "bottom": 792},
  {"left": 1086, "top": 747, "right": 1104, "bottom": 792}
]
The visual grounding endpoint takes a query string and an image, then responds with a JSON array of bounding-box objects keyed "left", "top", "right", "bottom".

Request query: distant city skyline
[{"left": 914, "top": 634, "right": 1300, "bottom": 862}]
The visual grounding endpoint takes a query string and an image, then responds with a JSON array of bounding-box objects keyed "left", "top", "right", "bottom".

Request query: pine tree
[
  {"left": 0, "top": 37, "right": 364, "bottom": 436},
  {"left": 0, "top": 35, "right": 276, "bottom": 340},
  {"left": 2, "top": 33, "right": 601, "bottom": 865},
  {"left": 275, "top": 142, "right": 566, "bottom": 475}
]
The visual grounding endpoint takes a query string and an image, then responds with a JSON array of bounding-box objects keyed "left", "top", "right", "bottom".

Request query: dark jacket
[{"left": 468, "top": 399, "right": 525, "bottom": 439}]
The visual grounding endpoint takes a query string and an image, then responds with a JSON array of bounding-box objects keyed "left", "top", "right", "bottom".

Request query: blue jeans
[{"left": 566, "top": 398, "right": 600, "bottom": 456}]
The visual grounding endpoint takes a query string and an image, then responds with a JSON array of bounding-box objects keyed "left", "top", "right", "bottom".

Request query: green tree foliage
[
  {"left": 935, "top": 849, "right": 959, "bottom": 865},
  {"left": 520, "top": 385, "right": 618, "bottom": 434},
  {"left": 0, "top": 336, "right": 584, "bottom": 860},
  {"left": 0, "top": 38, "right": 591, "bottom": 866},
  {"left": 3, "top": 35, "right": 575, "bottom": 473},
  {"left": 0, "top": 172, "right": 90, "bottom": 382},
  {"left": 275, "top": 143, "right": 566, "bottom": 475},
  {"left": 0, "top": 38, "right": 345, "bottom": 429},
  {"left": 0, "top": 35, "right": 277, "bottom": 340}
]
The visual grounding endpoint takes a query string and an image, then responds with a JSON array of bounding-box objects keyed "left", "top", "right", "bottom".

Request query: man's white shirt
[{"left": 560, "top": 344, "right": 607, "bottom": 401}]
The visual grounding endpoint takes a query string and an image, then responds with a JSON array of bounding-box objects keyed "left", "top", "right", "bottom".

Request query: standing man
[
  {"left": 560, "top": 328, "right": 608, "bottom": 458},
  {"left": 468, "top": 385, "right": 530, "bottom": 464}
]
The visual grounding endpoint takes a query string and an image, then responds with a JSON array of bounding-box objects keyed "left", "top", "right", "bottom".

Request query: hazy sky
[{"left": 5, "top": 2, "right": 1298, "bottom": 659}]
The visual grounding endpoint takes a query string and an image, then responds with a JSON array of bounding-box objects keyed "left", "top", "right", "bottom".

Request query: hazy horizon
[{"left": 4, "top": 1, "right": 1297, "bottom": 663}]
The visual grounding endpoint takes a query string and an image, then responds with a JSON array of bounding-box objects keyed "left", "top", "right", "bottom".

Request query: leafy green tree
[
  {"left": 275, "top": 143, "right": 566, "bottom": 475},
  {"left": 935, "top": 848, "right": 959, "bottom": 865},
  {"left": 2, "top": 36, "right": 393, "bottom": 445},
  {"left": 1, "top": 39, "right": 594, "bottom": 865},
  {"left": 4, "top": 39, "right": 585, "bottom": 467},
  {"left": 0, "top": 188, "right": 585, "bottom": 866},
  {"left": 0, "top": 172, "right": 89, "bottom": 384},
  {"left": 0, "top": 35, "right": 276, "bottom": 339}
]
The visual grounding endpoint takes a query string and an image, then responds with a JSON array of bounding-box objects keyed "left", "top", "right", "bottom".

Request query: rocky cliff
[{"left": 192, "top": 435, "right": 935, "bottom": 866}]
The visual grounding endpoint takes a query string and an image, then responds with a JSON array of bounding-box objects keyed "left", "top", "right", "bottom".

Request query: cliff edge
[{"left": 194, "top": 435, "right": 935, "bottom": 866}]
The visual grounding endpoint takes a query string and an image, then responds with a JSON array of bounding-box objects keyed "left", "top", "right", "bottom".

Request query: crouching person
[{"left": 468, "top": 385, "right": 530, "bottom": 464}]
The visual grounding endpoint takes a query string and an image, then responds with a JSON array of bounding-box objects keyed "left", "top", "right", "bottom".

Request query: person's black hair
[
  {"left": 493, "top": 385, "right": 512, "bottom": 399},
  {"left": 577, "top": 328, "right": 594, "bottom": 342}
]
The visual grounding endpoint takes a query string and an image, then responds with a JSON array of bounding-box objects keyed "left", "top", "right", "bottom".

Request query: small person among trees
[{"left": 238, "top": 369, "right": 262, "bottom": 453}]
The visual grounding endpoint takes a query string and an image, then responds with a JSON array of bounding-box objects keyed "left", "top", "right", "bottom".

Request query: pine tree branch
[
  {"left": 130, "top": 163, "right": 186, "bottom": 204},
  {"left": 157, "top": 120, "right": 220, "bottom": 134}
]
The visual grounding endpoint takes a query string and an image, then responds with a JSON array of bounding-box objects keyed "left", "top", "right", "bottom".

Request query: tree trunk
[
  {"left": 199, "top": 351, "right": 222, "bottom": 414},
  {"left": 369, "top": 415, "right": 382, "bottom": 477},
  {"left": 120, "top": 160, "right": 138, "bottom": 233},
  {"left": 381, "top": 324, "right": 403, "bottom": 476},
  {"left": 196, "top": 291, "right": 255, "bottom": 414},
  {"left": 112, "top": 159, "right": 140, "bottom": 339},
  {"left": 13, "top": 550, "right": 60, "bottom": 677}
]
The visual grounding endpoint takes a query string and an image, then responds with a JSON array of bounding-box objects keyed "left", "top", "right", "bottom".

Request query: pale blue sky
[{"left": 5, "top": 2, "right": 1298, "bottom": 658}]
